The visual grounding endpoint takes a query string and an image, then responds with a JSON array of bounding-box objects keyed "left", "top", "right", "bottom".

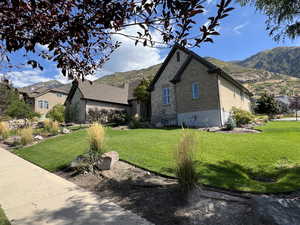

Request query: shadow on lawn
[{"left": 163, "top": 160, "right": 300, "bottom": 193}]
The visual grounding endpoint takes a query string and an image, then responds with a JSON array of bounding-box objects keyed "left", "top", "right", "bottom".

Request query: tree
[
  {"left": 239, "top": 0, "right": 300, "bottom": 41},
  {"left": 133, "top": 78, "right": 151, "bottom": 103},
  {"left": 255, "top": 93, "right": 280, "bottom": 116},
  {"left": 0, "top": 0, "right": 234, "bottom": 79},
  {"left": 289, "top": 96, "right": 300, "bottom": 121},
  {"left": 46, "top": 104, "right": 65, "bottom": 123},
  {"left": 6, "top": 98, "right": 40, "bottom": 119}
]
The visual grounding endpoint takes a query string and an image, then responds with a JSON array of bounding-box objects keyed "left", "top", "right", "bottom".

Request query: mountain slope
[
  {"left": 18, "top": 80, "right": 62, "bottom": 93},
  {"left": 95, "top": 57, "right": 300, "bottom": 97},
  {"left": 235, "top": 47, "right": 300, "bottom": 78}
]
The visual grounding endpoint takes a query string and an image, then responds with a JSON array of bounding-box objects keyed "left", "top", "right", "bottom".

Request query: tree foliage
[
  {"left": 239, "top": 0, "right": 300, "bottom": 41},
  {"left": 46, "top": 104, "right": 65, "bottom": 123},
  {"left": 133, "top": 78, "right": 151, "bottom": 103},
  {"left": 6, "top": 98, "right": 40, "bottom": 119},
  {"left": 0, "top": 0, "right": 234, "bottom": 79},
  {"left": 255, "top": 93, "right": 280, "bottom": 116}
]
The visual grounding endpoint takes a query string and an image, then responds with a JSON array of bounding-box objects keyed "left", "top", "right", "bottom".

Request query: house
[
  {"left": 65, "top": 81, "right": 131, "bottom": 123},
  {"left": 149, "top": 44, "right": 252, "bottom": 127},
  {"left": 19, "top": 85, "right": 71, "bottom": 116}
]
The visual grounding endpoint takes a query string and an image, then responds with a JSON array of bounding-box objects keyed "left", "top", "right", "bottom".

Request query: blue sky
[{"left": 1, "top": 1, "right": 300, "bottom": 87}]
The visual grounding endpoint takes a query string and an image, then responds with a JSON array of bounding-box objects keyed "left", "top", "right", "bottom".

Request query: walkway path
[{"left": 0, "top": 148, "right": 153, "bottom": 225}]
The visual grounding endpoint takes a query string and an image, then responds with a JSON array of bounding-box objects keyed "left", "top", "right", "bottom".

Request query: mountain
[
  {"left": 18, "top": 80, "right": 63, "bottom": 93},
  {"left": 235, "top": 47, "right": 300, "bottom": 78},
  {"left": 95, "top": 57, "right": 300, "bottom": 97}
]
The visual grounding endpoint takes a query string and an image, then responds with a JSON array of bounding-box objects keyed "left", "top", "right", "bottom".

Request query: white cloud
[
  {"left": 0, "top": 70, "right": 51, "bottom": 87},
  {"left": 233, "top": 23, "right": 248, "bottom": 34},
  {"left": 93, "top": 25, "right": 164, "bottom": 79}
]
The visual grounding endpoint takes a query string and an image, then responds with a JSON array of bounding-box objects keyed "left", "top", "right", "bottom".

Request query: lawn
[
  {"left": 14, "top": 121, "right": 300, "bottom": 193},
  {"left": 0, "top": 207, "right": 10, "bottom": 225}
]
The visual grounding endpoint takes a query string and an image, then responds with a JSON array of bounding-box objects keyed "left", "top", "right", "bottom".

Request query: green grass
[
  {"left": 0, "top": 207, "right": 10, "bottom": 225},
  {"left": 14, "top": 121, "right": 300, "bottom": 193}
]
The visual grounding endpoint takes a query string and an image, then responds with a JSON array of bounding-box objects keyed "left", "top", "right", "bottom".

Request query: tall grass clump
[
  {"left": 44, "top": 119, "right": 59, "bottom": 135},
  {"left": 175, "top": 129, "right": 199, "bottom": 192},
  {"left": 87, "top": 123, "right": 105, "bottom": 156},
  {"left": 20, "top": 127, "right": 33, "bottom": 146},
  {"left": 0, "top": 122, "right": 9, "bottom": 140}
]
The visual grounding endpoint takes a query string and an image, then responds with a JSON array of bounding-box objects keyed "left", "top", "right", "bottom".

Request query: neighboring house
[
  {"left": 149, "top": 44, "right": 252, "bottom": 127},
  {"left": 275, "top": 95, "right": 291, "bottom": 112},
  {"left": 19, "top": 85, "right": 70, "bottom": 116},
  {"left": 65, "top": 81, "right": 130, "bottom": 123}
]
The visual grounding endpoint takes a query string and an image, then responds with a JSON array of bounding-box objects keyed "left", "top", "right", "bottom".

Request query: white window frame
[
  {"left": 192, "top": 82, "right": 200, "bottom": 99},
  {"left": 38, "top": 100, "right": 43, "bottom": 109},
  {"left": 162, "top": 87, "right": 170, "bottom": 105},
  {"left": 44, "top": 100, "right": 49, "bottom": 109}
]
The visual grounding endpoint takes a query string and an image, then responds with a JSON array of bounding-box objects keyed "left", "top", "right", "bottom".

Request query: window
[
  {"left": 57, "top": 93, "right": 63, "bottom": 97},
  {"left": 44, "top": 101, "right": 49, "bottom": 109},
  {"left": 163, "top": 87, "right": 170, "bottom": 105},
  {"left": 176, "top": 52, "right": 180, "bottom": 62},
  {"left": 38, "top": 100, "right": 43, "bottom": 109},
  {"left": 192, "top": 83, "right": 200, "bottom": 99}
]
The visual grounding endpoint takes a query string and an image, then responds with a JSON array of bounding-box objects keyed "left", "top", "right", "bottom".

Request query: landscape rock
[
  {"left": 4, "top": 136, "right": 21, "bottom": 146},
  {"left": 97, "top": 151, "right": 119, "bottom": 170},
  {"left": 34, "top": 135, "right": 44, "bottom": 141},
  {"left": 252, "top": 195, "right": 300, "bottom": 225},
  {"left": 70, "top": 154, "right": 90, "bottom": 170},
  {"left": 62, "top": 128, "right": 71, "bottom": 134}
]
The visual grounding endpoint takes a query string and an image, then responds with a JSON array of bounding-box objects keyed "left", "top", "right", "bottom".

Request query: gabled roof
[
  {"left": 19, "top": 84, "right": 71, "bottom": 98},
  {"left": 149, "top": 44, "right": 252, "bottom": 96},
  {"left": 66, "top": 80, "right": 129, "bottom": 105}
]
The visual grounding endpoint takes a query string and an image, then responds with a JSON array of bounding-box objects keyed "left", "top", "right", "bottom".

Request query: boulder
[
  {"left": 252, "top": 196, "right": 300, "bottom": 225},
  {"left": 4, "top": 136, "right": 21, "bottom": 146},
  {"left": 97, "top": 151, "right": 119, "bottom": 170},
  {"left": 70, "top": 154, "right": 90, "bottom": 171},
  {"left": 62, "top": 128, "right": 71, "bottom": 134},
  {"left": 34, "top": 135, "right": 44, "bottom": 141}
]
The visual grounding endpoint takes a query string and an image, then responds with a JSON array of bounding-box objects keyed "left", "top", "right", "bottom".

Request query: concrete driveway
[{"left": 0, "top": 148, "right": 153, "bottom": 225}]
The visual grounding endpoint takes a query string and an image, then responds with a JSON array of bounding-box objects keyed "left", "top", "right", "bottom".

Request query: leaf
[{"left": 204, "top": 38, "right": 214, "bottom": 43}]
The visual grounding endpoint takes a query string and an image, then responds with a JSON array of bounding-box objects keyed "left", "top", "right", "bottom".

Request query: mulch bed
[{"left": 56, "top": 161, "right": 263, "bottom": 225}]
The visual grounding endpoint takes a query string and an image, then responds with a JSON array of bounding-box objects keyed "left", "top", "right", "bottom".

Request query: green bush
[
  {"left": 46, "top": 104, "right": 65, "bottom": 123},
  {"left": 224, "top": 116, "right": 236, "bottom": 131},
  {"left": 231, "top": 107, "right": 254, "bottom": 127},
  {"left": 174, "top": 130, "right": 198, "bottom": 192}
]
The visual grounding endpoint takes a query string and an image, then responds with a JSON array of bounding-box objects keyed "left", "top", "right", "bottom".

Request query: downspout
[{"left": 216, "top": 74, "right": 223, "bottom": 126}]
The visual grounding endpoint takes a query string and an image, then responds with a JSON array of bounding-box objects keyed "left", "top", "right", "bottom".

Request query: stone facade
[
  {"left": 151, "top": 49, "right": 189, "bottom": 125},
  {"left": 150, "top": 45, "right": 252, "bottom": 128}
]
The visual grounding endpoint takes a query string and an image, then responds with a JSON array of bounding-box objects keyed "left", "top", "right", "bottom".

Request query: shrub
[
  {"left": 174, "top": 130, "right": 198, "bottom": 192},
  {"left": 88, "top": 108, "right": 128, "bottom": 125},
  {"left": 231, "top": 107, "right": 254, "bottom": 127},
  {"left": 0, "top": 121, "right": 9, "bottom": 139},
  {"left": 46, "top": 104, "right": 65, "bottom": 123},
  {"left": 20, "top": 127, "right": 33, "bottom": 145},
  {"left": 224, "top": 116, "right": 236, "bottom": 131},
  {"left": 87, "top": 123, "right": 105, "bottom": 156},
  {"left": 128, "top": 114, "right": 141, "bottom": 129},
  {"left": 44, "top": 119, "right": 59, "bottom": 135}
]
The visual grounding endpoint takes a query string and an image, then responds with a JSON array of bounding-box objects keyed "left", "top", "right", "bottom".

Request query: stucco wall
[
  {"left": 151, "top": 49, "right": 189, "bottom": 124},
  {"left": 35, "top": 91, "right": 67, "bottom": 115},
  {"left": 218, "top": 76, "right": 252, "bottom": 124}
]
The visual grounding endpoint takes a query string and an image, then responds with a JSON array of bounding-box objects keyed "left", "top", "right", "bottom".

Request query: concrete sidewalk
[{"left": 0, "top": 148, "right": 153, "bottom": 225}]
